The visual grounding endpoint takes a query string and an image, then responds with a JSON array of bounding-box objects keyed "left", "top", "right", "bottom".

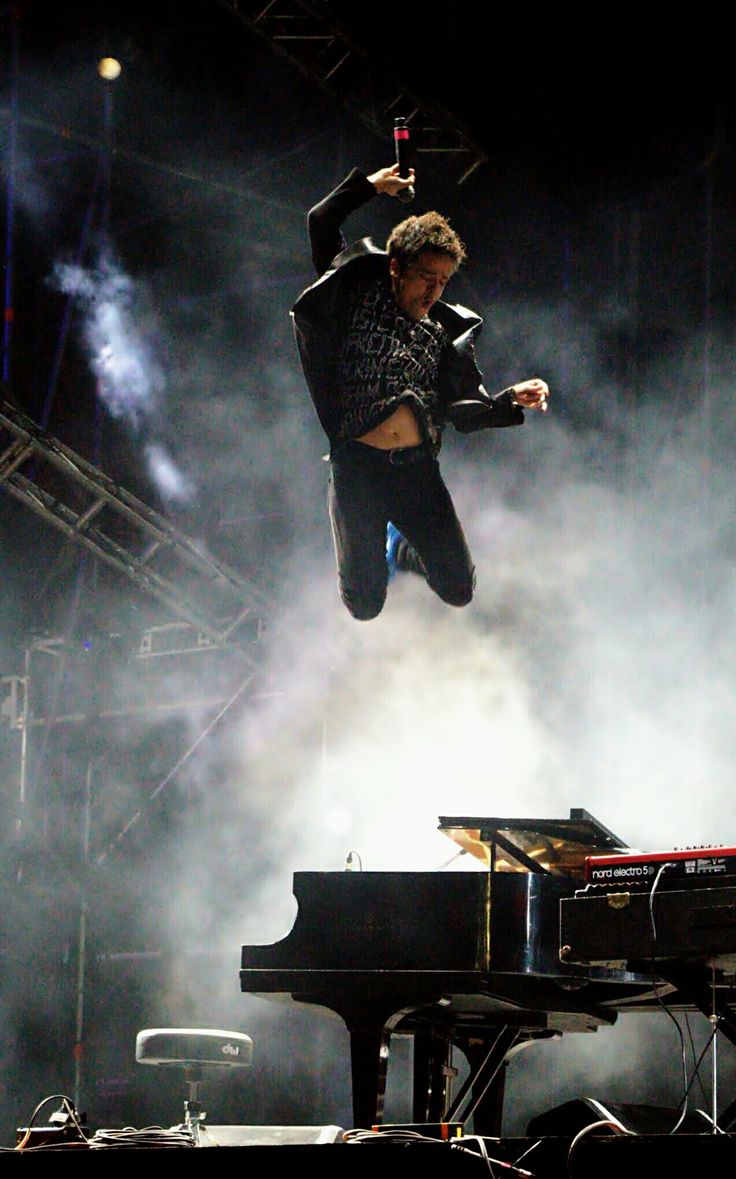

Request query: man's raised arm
[{"left": 307, "top": 164, "right": 415, "bottom": 276}]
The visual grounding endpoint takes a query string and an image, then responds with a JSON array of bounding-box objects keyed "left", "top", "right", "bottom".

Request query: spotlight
[{"left": 97, "top": 57, "right": 122, "bottom": 82}]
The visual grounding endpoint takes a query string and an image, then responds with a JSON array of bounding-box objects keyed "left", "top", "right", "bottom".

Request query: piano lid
[{"left": 438, "top": 807, "right": 628, "bottom": 877}]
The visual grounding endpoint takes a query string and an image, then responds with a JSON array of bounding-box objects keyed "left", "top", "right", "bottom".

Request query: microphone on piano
[
  {"left": 393, "top": 117, "right": 415, "bottom": 202},
  {"left": 344, "top": 850, "right": 362, "bottom": 871}
]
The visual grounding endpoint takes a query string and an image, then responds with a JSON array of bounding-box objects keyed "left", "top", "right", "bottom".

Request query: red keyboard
[{"left": 584, "top": 846, "right": 736, "bottom": 886}]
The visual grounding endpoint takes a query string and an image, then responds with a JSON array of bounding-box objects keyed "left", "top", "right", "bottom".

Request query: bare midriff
[{"left": 356, "top": 403, "right": 421, "bottom": 449}]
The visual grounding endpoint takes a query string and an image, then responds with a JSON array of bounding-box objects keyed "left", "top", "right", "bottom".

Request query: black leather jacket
[{"left": 291, "top": 168, "right": 524, "bottom": 447}]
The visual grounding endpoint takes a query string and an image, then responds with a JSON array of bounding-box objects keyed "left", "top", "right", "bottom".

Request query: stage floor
[{"left": 3, "top": 1133, "right": 736, "bottom": 1178}]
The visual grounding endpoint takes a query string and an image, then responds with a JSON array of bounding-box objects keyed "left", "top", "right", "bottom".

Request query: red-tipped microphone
[{"left": 393, "top": 117, "right": 415, "bottom": 202}]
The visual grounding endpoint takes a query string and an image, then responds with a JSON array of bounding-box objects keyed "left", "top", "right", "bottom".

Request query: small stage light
[{"left": 97, "top": 57, "right": 122, "bottom": 82}]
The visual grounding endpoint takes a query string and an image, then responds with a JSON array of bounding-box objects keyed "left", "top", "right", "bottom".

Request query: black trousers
[{"left": 327, "top": 439, "right": 475, "bottom": 620}]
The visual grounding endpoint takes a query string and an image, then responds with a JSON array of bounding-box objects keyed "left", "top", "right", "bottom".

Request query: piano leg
[
  {"left": 333, "top": 1000, "right": 423, "bottom": 1129},
  {"left": 412, "top": 1027, "right": 457, "bottom": 1123},
  {"left": 347, "top": 1021, "right": 393, "bottom": 1128}
]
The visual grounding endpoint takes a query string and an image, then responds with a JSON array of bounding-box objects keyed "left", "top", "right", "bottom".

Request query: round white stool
[{"left": 135, "top": 1027, "right": 253, "bottom": 1144}]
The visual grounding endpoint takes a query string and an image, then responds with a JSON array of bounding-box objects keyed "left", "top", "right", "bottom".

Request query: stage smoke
[
  {"left": 53, "top": 248, "right": 164, "bottom": 427},
  {"left": 51, "top": 246, "right": 194, "bottom": 505}
]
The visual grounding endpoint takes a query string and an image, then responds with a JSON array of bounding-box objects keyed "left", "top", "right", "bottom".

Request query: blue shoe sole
[{"left": 386, "top": 522, "right": 403, "bottom": 579}]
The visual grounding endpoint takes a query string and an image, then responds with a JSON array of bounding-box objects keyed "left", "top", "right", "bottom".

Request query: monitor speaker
[{"left": 526, "top": 1097, "right": 710, "bottom": 1137}]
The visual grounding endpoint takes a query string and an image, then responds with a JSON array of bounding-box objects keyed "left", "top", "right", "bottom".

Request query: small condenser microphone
[{"left": 393, "top": 117, "right": 415, "bottom": 202}]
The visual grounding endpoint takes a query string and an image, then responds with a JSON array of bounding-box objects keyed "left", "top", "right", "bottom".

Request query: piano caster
[{"left": 135, "top": 1027, "right": 254, "bottom": 1145}]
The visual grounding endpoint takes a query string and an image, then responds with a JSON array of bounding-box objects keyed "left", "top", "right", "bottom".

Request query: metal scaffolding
[
  {"left": 0, "top": 399, "right": 269, "bottom": 655},
  {"left": 219, "top": 0, "right": 488, "bottom": 186},
  {"left": 0, "top": 617, "right": 267, "bottom": 1114}
]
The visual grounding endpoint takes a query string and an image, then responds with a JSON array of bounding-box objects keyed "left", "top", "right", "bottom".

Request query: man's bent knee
[
  {"left": 339, "top": 582, "right": 387, "bottom": 621},
  {"left": 430, "top": 569, "right": 475, "bottom": 609},
  {"left": 437, "top": 584, "right": 474, "bottom": 608}
]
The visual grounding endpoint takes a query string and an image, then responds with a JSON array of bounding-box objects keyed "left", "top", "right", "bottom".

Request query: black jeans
[{"left": 328, "top": 439, "right": 475, "bottom": 620}]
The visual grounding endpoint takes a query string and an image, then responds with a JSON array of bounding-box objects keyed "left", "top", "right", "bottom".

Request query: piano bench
[
  {"left": 135, "top": 1028, "right": 254, "bottom": 1145},
  {"left": 135, "top": 1027, "right": 253, "bottom": 1069}
]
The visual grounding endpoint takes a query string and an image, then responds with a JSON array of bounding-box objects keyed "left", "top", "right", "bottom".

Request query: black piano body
[{"left": 240, "top": 810, "right": 660, "bottom": 1131}]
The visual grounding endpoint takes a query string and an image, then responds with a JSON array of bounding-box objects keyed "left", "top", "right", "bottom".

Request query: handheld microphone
[{"left": 393, "top": 117, "right": 415, "bottom": 203}]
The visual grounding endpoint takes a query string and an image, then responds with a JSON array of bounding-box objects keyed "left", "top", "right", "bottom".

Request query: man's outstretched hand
[
  {"left": 511, "top": 378, "right": 549, "bottom": 412},
  {"left": 368, "top": 164, "right": 416, "bottom": 197}
]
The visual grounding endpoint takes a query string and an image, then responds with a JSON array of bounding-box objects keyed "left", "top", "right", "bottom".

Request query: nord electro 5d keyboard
[
  {"left": 583, "top": 846, "right": 736, "bottom": 888},
  {"left": 562, "top": 848, "right": 736, "bottom": 975}
]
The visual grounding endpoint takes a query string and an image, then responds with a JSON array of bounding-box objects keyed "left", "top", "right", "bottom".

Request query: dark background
[{"left": 1, "top": 0, "right": 736, "bottom": 1146}]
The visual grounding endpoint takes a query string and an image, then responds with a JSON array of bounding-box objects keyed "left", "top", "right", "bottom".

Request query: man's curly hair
[{"left": 386, "top": 211, "right": 467, "bottom": 274}]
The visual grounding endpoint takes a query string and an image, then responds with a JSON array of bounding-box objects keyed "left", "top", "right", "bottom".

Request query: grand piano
[{"left": 239, "top": 810, "right": 721, "bottom": 1132}]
